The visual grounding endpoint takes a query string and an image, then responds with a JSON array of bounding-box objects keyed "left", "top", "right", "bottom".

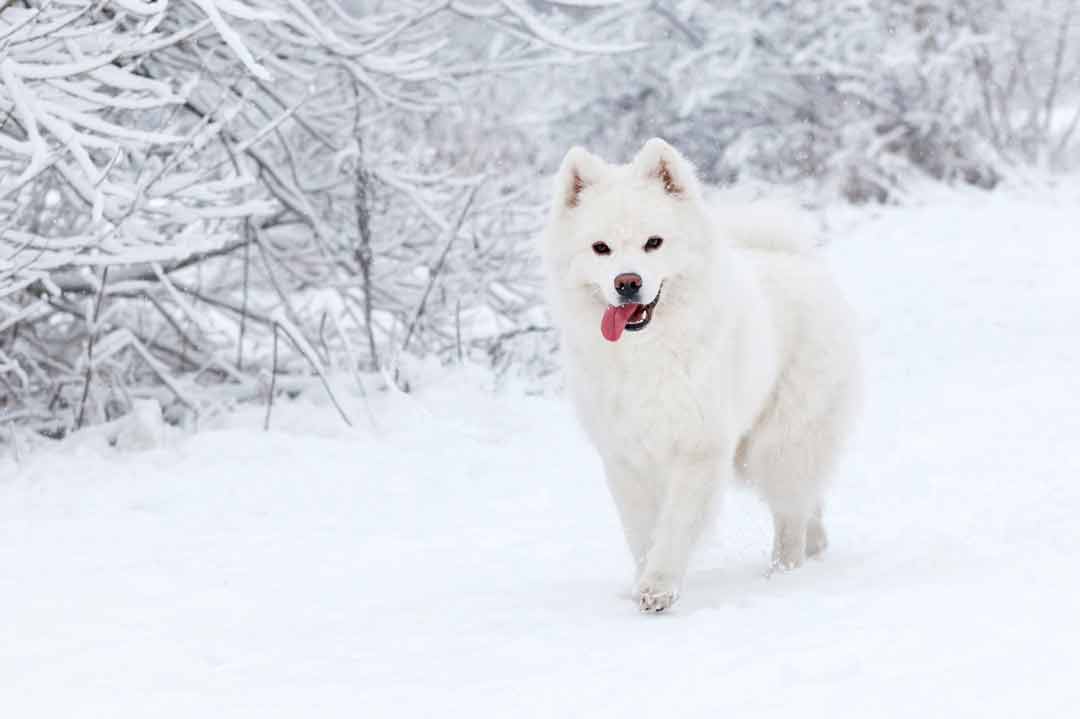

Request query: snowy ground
[{"left": 3, "top": 183, "right": 1080, "bottom": 717}]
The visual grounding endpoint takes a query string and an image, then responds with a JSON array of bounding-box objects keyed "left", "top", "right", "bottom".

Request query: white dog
[{"left": 541, "top": 138, "right": 860, "bottom": 612}]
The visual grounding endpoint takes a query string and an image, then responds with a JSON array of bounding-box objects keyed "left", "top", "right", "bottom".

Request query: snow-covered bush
[
  {"left": 3, "top": 0, "right": 1078, "bottom": 435},
  {"left": 0, "top": 0, "right": 626, "bottom": 433},
  {"left": 538, "top": 0, "right": 1080, "bottom": 200}
]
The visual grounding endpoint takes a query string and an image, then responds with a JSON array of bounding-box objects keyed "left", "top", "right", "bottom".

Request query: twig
[
  {"left": 7, "top": 421, "right": 19, "bottom": 464},
  {"left": 76, "top": 266, "right": 109, "bottom": 430},
  {"left": 455, "top": 298, "right": 463, "bottom": 364},
  {"left": 238, "top": 221, "right": 252, "bottom": 370},
  {"left": 1041, "top": 0, "right": 1077, "bottom": 139},
  {"left": 351, "top": 102, "right": 379, "bottom": 371},
  {"left": 330, "top": 309, "right": 378, "bottom": 431},
  {"left": 650, "top": 2, "right": 704, "bottom": 49},
  {"left": 264, "top": 322, "right": 279, "bottom": 431},
  {"left": 272, "top": 317, "right": 353, "bottom": 428},
  {"left": 402, "top": 183, "right": 480, "bottom": 352}
]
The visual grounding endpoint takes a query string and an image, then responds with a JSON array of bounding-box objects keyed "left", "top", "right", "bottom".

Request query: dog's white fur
[{"left": 541, "top": 139, "right": 860, "bottom": 612}]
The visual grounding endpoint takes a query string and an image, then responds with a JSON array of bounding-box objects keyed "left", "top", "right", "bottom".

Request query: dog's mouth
[{"left": 600, "top": 286, "right": 662, "bottom": 342}]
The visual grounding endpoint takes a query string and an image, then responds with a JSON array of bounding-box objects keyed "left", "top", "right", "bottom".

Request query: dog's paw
[
  {"left": 767, "top": 550, "right": 806, "bottom": 577},
  {"left": 770, "top": 522, "right": 808, "bottom": 573},
  {"left": 635, "top": 573, "right": 679, "bottom": 613},
  {"left": 805, "top": 522, "right": 828, "bottom": 559}
]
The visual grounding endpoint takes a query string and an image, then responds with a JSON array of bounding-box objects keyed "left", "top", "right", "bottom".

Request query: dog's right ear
[
  {"left": 553, "top": 146, "right": 603, "bottom": 212},
  {"left": 632, "top": 138, "right": 700, "bottom": 200}
]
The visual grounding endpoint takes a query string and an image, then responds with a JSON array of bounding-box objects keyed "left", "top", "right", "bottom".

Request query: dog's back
[{"left": 711, "top": 198, "right": 817, "bottom": 255}]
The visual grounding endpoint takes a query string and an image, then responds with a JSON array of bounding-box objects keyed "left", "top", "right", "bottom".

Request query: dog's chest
[{"left": 571, "top": 349, "right": 717, "bottom": 461}]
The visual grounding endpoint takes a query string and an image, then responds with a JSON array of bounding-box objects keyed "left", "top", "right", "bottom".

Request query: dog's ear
[
  {"left": 633, "top": 138, "right": 698, "bottom": 199},
  {"left": 554, "top": 146, "right": 603, "bottom": 211}
]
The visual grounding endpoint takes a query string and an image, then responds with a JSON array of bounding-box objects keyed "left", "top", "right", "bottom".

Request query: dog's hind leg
[
  {"left": 756, "top": 435, "right": 836, "bottom": 571},
  {"left": 805, "top": 504, "right": 828, "bottom": 559},
  {"left": 770, "top": 510, "right": 811, "bottom": 570},
  {"left": 747, "top": 403, "right": 848, "bottom": 572},
  {"left": 772, "top": 503, "right": 828, "bottom": 570}
]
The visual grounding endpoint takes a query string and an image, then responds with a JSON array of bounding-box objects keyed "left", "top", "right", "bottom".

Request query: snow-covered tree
[
  {"left": 0, "top": 0, "right": 633, "bottom": 432},
  {"left": 3, "top": 0, "right": 1077, "bottom": 434}
]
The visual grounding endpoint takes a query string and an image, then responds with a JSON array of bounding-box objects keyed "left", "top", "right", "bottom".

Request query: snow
[{"left": 3, "top": 183, "right": 1080, "bottom": 716}]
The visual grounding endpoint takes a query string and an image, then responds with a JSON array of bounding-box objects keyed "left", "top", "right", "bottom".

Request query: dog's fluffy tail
[{"left": 710, "top": 194, "right": 816, "bottom": 254}]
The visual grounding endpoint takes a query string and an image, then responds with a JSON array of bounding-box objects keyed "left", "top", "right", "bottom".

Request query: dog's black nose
[{"left": 614, "top": 272, "right": 642, "bottom": 299}]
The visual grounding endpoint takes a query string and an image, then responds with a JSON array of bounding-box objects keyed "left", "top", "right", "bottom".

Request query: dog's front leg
[
  {"left": 603, "top": 456, "right": 659, "bottom": 576},
  {"left": 636, "top": 454, "right": 725, "bottom": 612}
]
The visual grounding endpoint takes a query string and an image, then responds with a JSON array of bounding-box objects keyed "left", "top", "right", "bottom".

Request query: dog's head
[{"left": 542, "top": 138, "right": 716, "bottom": 343}]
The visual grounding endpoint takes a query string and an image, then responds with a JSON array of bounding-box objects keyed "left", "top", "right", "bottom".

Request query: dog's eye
[
  {"left": 644, "top": 236, "right": 664, "bottom": 252},
  {"left": 592, "top": 242, "right": 611, "bottom": 256}
]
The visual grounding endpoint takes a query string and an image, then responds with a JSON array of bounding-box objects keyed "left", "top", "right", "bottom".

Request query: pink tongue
[{"left": 601, "top": 304, "right": 640, "bottom": 342}]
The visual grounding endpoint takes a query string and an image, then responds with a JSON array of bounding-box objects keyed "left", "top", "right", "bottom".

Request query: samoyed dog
[{"left": 541, "top": 138, "right": 860, "bottom": 613}]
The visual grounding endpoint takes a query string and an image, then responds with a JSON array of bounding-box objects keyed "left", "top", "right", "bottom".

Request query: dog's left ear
[{"left": 633, "top": 138, "right": 699, "bottom": 199}]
